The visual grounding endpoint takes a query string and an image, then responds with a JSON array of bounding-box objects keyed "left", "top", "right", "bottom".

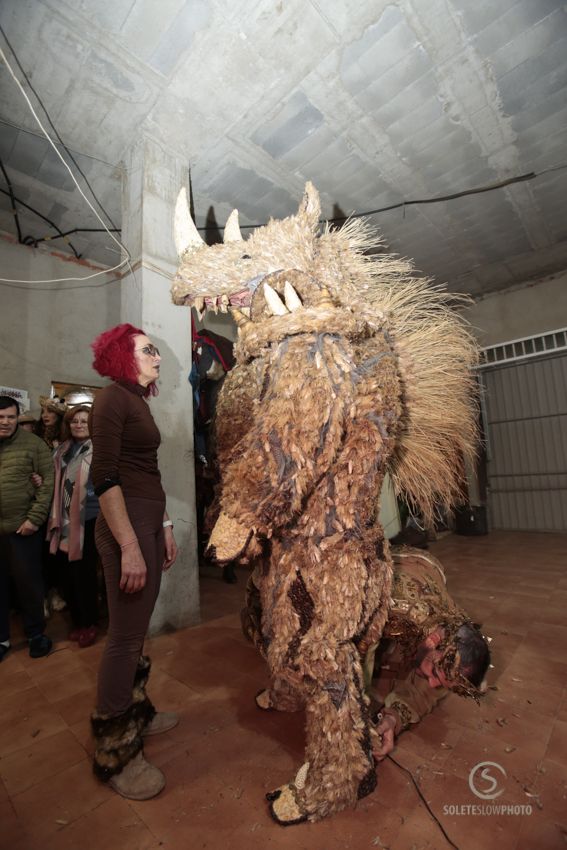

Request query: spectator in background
[
  {"left": 36, "top": 395, "right": 66, "bottom": 449},
  {"left": 0, "top": 395, "right": 54, "bottom": 661},
  {"left": 18, "top": 411, "right": 37, "bottom": 432},
  {"left": 36, "top": 395, "right": 68, "bottom": 614},
  {"left": 47, "top": 405, "right": 99, "bottom": 648}
]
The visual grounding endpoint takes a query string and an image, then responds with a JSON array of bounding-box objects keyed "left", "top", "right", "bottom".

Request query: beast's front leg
[{"left": 266, "top": 640, "right": 376, "bottom": 824}]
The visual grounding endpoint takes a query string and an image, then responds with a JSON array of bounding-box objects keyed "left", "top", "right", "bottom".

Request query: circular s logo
[{"left": 469, "top": 762, "right": 506, "bottom": 800}]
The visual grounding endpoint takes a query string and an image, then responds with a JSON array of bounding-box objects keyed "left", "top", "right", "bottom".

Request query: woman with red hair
[{"left": 89, "top": 323, "right": 178, "bottom": 801}]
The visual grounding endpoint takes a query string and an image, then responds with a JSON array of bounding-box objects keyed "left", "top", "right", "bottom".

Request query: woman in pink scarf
[{"left": 47, "top": 405, "right": 99, "bottom": 647}]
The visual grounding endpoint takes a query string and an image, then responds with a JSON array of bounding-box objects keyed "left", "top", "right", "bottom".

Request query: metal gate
[{"left": 480, "top": 331, "right": 567, "bottom": 532}]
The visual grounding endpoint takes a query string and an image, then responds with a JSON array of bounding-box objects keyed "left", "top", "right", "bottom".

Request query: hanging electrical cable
[
  {"left": 0, "top": 24, "right": 119, "bottom": 233},
  {"left": 0, "top": 39, "right": 130, "bottom": 283},
  {"left": 0, "top": 159, "right": 23, "bottom": 244},
  {"left": 1, "top": 22, "right": 566, "bottom": 286},
  {"left": 224, "top": 161, "right": 567, "bottom": 232},
  {"left": 0, "top": 172, "right": 83, "bottom": 258}
]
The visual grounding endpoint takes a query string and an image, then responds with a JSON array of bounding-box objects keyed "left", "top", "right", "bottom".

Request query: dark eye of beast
[{"left": 241, "top": 254, "right": 251, "bottom": 260}]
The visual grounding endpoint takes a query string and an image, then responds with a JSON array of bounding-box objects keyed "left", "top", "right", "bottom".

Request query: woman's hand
[
  {"left": 163, "top": 526, "right": 178, "bottom": 571},
  {"left": 120, "top": 542, "right": 147, "bottom": 593},
  {"left": 30, "top": 473, "right": 43, "bottom": 488},
  {"left": 16, "top": 519, "right": 39, "bottom": 536},
  {"left": 373, "top": 712, "right": 398, "bottom": 761}
]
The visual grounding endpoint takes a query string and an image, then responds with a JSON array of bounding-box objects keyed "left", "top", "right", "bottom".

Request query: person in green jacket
[{"left": 0, "top": 395, "right": 55, "bottom": 660}]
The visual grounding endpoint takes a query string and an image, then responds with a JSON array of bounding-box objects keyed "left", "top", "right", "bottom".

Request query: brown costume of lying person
[
  {"left": 171, "top": 182, "right": 479, "bottom": 824},
  {"left": 244, "top": 546, "right": 491, "bottom": 766}
]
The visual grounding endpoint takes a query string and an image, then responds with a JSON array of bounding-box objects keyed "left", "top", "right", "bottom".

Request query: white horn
[
  {"left": 284, "top": 280, "right": 302, "bottom": 312},
  {"left": 264, "top": 282, "right": 289, "bottom": 316},
  {"left": 223, "top": 209, "right": 243, "bottom": 243},
  {"left": 174, "top": 187, "right": 204, "bottom": 257}
]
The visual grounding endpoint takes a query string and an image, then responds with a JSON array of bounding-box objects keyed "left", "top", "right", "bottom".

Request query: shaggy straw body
[{"left": 172, "top": 182, "right": 478, "bottom": 822}]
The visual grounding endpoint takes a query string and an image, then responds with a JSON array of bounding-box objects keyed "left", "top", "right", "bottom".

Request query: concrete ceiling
[{"left": 0, "top": 0, "right": 566, "bottom": 296}]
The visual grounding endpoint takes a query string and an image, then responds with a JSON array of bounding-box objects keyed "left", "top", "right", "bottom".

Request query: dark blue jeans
[{"left": 0, "top": 530, "right": 46, "bottom": 642}]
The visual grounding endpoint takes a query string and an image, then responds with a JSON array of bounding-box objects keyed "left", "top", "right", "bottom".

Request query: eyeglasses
[{"left": 136, "top": 344, "right": 160, "bottom": 357}]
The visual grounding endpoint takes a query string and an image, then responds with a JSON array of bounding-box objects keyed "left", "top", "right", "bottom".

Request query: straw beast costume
[{"left": 171, "top": 183, "right": 478, "bottom": 823}]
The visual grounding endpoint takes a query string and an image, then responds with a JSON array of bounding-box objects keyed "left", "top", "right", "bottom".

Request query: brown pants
[{"left": 95, "top": 497, "right": 165, "bottom": 716}]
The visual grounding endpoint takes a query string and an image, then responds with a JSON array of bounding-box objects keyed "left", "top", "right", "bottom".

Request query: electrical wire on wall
[
  {"left": 225, "top": 161, "right": 567, "bottom": 232},
  {"left": 0, "top": 34, "right": 131, "bottom": 285}
]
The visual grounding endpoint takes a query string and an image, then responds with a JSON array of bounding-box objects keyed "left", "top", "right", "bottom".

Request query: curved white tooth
[
  {"left": 174, "top": 187, "right": 204, "bottom": 257},
  {"left": 284, "top": 280, "right": 302, "bottom": 312},
  {"left": 223, "top": 209, "right": 243, "bottom": 243},
  {"left": 264, "top": 282, "right": 288, "bottom": 316}
]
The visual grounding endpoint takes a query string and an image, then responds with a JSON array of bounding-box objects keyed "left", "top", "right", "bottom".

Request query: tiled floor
[{"left": 1, "top": 531, "right": 566, "bottom": 850}]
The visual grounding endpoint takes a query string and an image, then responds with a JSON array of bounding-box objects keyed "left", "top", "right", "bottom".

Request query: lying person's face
[
  {"left": 416, "top": 650, "right": 453, "bottom": 689},
  {"left": 414, "top": 627, "right": 453, "bottom": 689}
]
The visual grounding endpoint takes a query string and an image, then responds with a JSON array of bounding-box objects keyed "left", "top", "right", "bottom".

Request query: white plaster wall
[
  {"left": 0, "top": 233, "right": 120, "bottom": 410},
  {"left": 121, "top": 262, "right": 200, "bottom": 632},
  {"left": 464, "top": 271, "right": 567, "bottom": 348}
]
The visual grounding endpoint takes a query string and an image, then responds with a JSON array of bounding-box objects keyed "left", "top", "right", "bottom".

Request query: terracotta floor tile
[
  {"left": 42, "top": 796, "right": 158, "bottom": 850},
  {"left": 515, "top": 816, "right": 567, "bottom": 850},
  {"left": 146, "top": 668, "right": 202, "bottom": 711},
  {"left": 35, "top": 666, "right": 97, "bottom": 705},
  {"left": 557, "top": 689, "right": 567, "bottom": 723},
  {"left": 1, "top": 531, "right": 566, "bottom": 849},
  {"left": 0, "top": 799, "right": 29, "bottom": 850},
  {"left": 53, "top": 685, "right": 97, "bottom": 727},
  {"left": 71, "top": 641, "right": 106, "bottom": 674},
  {"left": 0, "top": 668, "right": 34, "bottom": 699},
  {"left": 0, "top": 703, "right": 68, "bottom": 758},
  {"left": 68, "top": 717, "right": 95, "bottom": 756},
  {"left": 21, "top": 647, "right": 87, "bottom": 682},
  {"left": 0, "top": 685, "right": 50, "bottom": 724},
  {"left": 371, "top": 754, "right": 423, "bottom": 818},
  {"left": 415, "top": 768, "right": 529, "bottom": 850},
  {"left": 524, "top": 758, "right": 567, "bottom": 820},
  {"left": 0, "top": 729, "right": 87, "bottom": 797},
  {"left": 545, "top": 720, "right": 567, "bottom": 768},
  {"left": 11, "top": 759, "right": 111, "bottom": 842}
]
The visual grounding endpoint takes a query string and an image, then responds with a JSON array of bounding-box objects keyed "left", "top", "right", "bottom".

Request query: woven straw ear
[{"left": 298, "top": 181, "right": 321, "bottom": 228}]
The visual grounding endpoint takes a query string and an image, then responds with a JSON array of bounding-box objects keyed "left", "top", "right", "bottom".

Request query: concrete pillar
[{"left": 120, "top": 133, "right": 199, "bottom": 633}]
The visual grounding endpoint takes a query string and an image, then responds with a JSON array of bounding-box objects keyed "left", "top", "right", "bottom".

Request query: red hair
[{"left": 91, "top": 324, "right": 157, "bottom": 397}]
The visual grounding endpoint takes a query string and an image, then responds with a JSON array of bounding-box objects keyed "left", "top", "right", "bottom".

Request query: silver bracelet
[{"left": 163, "top": 519, "right": 173, "bottom": 529}]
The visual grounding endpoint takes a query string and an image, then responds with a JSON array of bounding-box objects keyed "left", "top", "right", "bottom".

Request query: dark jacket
[{"left": 0, "top": 427, "right": 55, "bottom": 534}]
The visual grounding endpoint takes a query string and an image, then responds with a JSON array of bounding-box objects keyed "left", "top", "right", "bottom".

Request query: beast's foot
[{"left": 266, "top": 762, "right": 309, "bottom": 826}]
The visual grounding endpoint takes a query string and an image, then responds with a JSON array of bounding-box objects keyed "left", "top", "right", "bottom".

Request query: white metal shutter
[{"left": 481, "top": 352, "right": 567, "bottom": 532}]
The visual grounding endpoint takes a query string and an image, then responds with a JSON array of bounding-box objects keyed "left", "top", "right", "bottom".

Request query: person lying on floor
[{"left": 244, "top": 546, "right": 491, "bottom": 761}]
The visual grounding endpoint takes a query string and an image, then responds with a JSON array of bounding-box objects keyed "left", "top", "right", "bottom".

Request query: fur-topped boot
[
  {"left": 91, "top": 656, "right": 165, "bottom": 800},
  {"left": 133, "top": 654, "right": 179, "bottom": 737}
]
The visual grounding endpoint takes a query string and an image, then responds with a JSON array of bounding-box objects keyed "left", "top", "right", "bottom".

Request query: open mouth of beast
[{"left": 186, "top": 270, "right": 333, "bottom": 322}]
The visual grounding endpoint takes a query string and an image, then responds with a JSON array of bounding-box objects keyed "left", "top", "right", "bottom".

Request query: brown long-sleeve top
[{"left": 91, "top": 381, "right": 165, "bottom": 505}]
